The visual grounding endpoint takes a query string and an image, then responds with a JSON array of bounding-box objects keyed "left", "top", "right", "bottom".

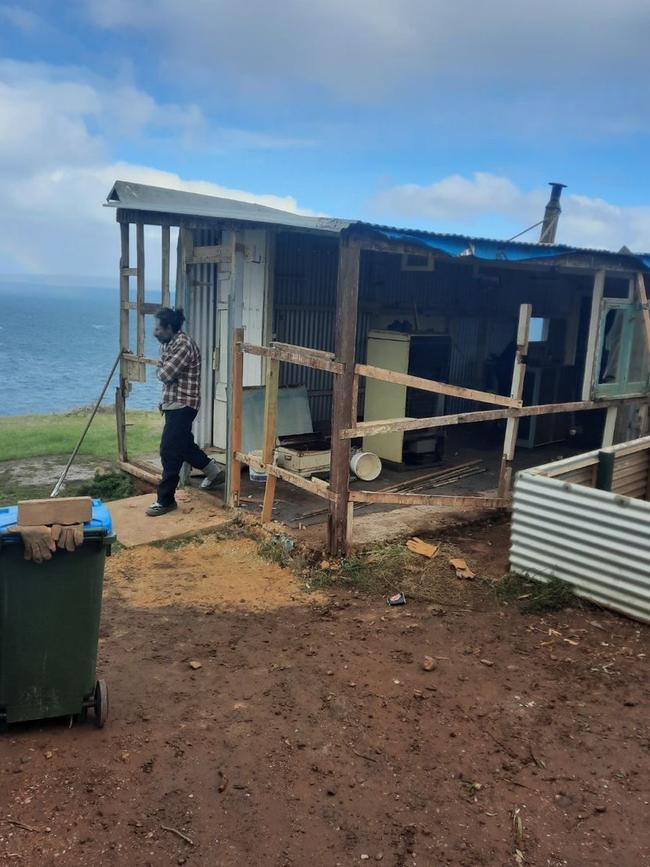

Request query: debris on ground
[
  {"left": 406, "top": 537, "right": 439, "bottom": 558},
  {"left": 449, "top": 557, "right": 476, "bottom": 579}
]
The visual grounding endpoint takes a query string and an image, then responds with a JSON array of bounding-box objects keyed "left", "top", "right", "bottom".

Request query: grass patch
[
  {"left": 497, "top": 573, "right": 576, "bottom": 614},
  {"left": 0, "top": 409, "right": 162, "bottom": 461},
  {"left": 76, "top": 470, "right": 134, "bottom": 502},
  {"left": 309, "top": 543, "right": 421, "bottom": 594}
]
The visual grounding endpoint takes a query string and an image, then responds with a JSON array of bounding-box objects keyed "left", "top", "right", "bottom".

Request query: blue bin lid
[{"left": 0, "top": 499, "right": 113, "bottom": 538}]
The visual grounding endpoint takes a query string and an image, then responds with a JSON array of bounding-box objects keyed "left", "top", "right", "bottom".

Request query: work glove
[
  {"left": 51, "top": 524, "right": 85, "bottom": 552},
  {"left": 7, "top": 525, "right": 56, "bottom": 564}
]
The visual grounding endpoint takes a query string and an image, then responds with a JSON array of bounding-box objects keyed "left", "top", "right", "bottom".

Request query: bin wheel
[{"left": 94, "top": 680, "right": 109, "bottom": 729}]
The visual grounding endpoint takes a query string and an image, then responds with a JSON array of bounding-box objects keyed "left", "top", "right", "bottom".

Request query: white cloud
[
  {"left": 0, "top": 61, "right": 315, "bottom": 275},
  {"left": 82, "top": 0, "right": 650, "bottom": 133},
  {"left": 372, "top": 173, "right": 650, "bottom": 251}
]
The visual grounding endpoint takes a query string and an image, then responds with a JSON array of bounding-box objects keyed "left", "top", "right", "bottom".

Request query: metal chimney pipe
[{"left": 539, "top": 182, "right": 566, "bottom": 244}]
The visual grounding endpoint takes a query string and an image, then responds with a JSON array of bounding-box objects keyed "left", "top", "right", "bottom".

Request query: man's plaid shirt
[{"left": 157, "top": 331, "right": 202, "bottom": 410}]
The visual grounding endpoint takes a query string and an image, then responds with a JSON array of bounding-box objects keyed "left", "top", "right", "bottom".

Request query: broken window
[{"left": 594, "top": 301, "right": 649, "bottom": 397}]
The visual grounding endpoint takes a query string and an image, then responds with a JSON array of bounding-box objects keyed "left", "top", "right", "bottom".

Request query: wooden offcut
[{"left": 18, "top": 497, "right": 93, "bottom": 527}]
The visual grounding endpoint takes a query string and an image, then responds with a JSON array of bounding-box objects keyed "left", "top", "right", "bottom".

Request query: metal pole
[{"left": 50, "top": 352, "right": 122, "bottom": 498}]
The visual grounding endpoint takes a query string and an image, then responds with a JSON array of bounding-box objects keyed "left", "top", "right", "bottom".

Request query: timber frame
[
  {"left": 111, "top": 197, "right": 650, "bottom": 557},
  {"left": 229, "top": 229, "right": 650, "bottom": 556}
]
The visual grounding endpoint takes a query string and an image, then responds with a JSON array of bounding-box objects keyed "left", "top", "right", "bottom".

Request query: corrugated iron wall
[
  {"left": 273, "top": 233, "right": 521, "bottom": 425},
  {"left": 511, "top": 441, "right": 650, "bottom": 624},
  {"left": 185, "top": 228, "right": 219, "bottom": 448}
]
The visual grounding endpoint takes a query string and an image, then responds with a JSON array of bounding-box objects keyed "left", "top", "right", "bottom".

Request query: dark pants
[{"left": 157, "top": 407, "right": 211, "bottom": 506}]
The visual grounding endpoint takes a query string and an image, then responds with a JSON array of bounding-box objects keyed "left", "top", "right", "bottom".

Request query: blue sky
[{"left": 1, "top": 0, "right": 649, "bottom": 277}]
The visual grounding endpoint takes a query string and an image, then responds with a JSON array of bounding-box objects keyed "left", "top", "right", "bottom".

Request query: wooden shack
[{"left": 106, "top": 180, "right": 650, "bottom": 554}]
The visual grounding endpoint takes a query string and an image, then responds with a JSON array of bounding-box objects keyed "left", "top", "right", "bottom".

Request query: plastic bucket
[
  {"left": 249, "top": 450, "right": 267, "bottom": 483},
  {"left": 350, "top": 450, "right": 382, "bottom": 481}
]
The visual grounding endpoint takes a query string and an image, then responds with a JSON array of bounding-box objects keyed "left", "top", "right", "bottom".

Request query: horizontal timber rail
[
  {"left": 341, "top": 397, "right": 650, "bottom": 439},
  {"left": 355, "top": 363, "right": 521, "bottom": 408},
  {"left": 349, "top": 490, "right": 509, "bottom": 509},
  {"left": 237, "top": 451, "right": 336, "bottom": 501},
  {"left": 243, "top": 342, "right": 343, "bottom": 374},
  {"left": 122, "top": 352, "right": 160, "bottom": 366}
]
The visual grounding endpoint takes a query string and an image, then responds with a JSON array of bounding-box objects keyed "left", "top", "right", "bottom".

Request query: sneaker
[
  {"left": 200, "top": 460, "right": 225, "bottom": 490},
  {"left": 145, "top": 501, "right": 178, "bottom": 517}
]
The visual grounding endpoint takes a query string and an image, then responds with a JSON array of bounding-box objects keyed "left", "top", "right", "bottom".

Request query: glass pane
[
  {"left": 628, "top": 312, "right": 649, "bottom": 384},
  {"left": 598, "top": 308, "right": 625, "bottom": 384}
]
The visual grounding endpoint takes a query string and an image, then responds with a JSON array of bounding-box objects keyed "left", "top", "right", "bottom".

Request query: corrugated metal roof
[
  {"left": 106, "top": 180, "right": 350, "bottom": 233},
  {"left": 106, "top": 180, "right": 650, "bottom": 268},
  {"left": 350, "top": 222, "right": 650, "bottom": 269}
]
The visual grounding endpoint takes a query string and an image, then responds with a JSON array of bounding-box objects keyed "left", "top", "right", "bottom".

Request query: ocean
[{"left": 0, "top": 283, "right": 163, "bottom": 416}]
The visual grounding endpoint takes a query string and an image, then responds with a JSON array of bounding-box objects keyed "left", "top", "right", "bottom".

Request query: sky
[{"left": 1, "top": 0, "right": 649, "bottom": 279}]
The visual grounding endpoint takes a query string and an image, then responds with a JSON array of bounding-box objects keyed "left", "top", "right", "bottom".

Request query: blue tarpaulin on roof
[{"left": 364, "top": 226, "right": 650, "bottom": 269}]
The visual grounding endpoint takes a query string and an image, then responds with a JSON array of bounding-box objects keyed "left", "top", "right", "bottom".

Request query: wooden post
[
  {"left": 136, "top": 223, "right": 145, "bottom": 356},
  {"left": 497, "top": 304, "right": 532, "bottom": 498},
  {"left": 115, "top": 386, "right": 127, "bottom": 462},
  {"left": 119, "top": 223, "right": 130, "bottom": 353},
  {"left": 117, "top": 222, "right": 130, "bottom": 462},
  {"left": 351, "top": 373, "right": 360, "bottom": 423},
  {"left": 602, "top": 405, "right": 618, "bottom": 447},
  {"left": 260, "top": 358, "right": 280, "bottom": 523},
  {"left": 582, "top": 270, "right": 606, "bottom": 401},
  {"left": 161, "top": 225, "right": 170, "bottom": 307},
  {"left": 228, "top": 327, "right": 244, "bottom": 508},
  {"left": 635, "top": 272, "right": 650, "bottom": 353},
  {"left": 328, "top": 233, "right": 361, "bottom": 555}
]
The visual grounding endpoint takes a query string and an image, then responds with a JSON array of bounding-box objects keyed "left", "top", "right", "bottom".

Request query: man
[{"left": 146, "top": 307, "right": 223, "bottom": 517}]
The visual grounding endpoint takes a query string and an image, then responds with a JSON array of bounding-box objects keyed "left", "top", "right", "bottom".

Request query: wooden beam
[
  {"left": 186, "top": 244, "right": 230, "bottom": 265},
  {"left": 602, "top": 405, "right": 618, "bottom": 448},
  {"left": 356, "top": 362, "right": 522, "bottom": 408},
  {"left": 261, "top": 358, "right": 280, "bottom": 523},
  {"left": 122, "top": 352, "right": 159, "bottom": 366},
  {"left": 497, "top": 303, "right": 532, "bottom": 497},
  {"left": 119, "top": 223, "right": 130, "bottom": 354},
  {"left": 228, "top": 328, "right": 244, "bottom": 508},
  {"left": 348, "top": 490, "right": 509, "bottom": 509},
  {"left": 121, "top": 301, "right": 161, "bottom": 314},
  {"left": 238, "top": 452, "right": 334, "bottom": 501},
  {"left": 341, "top": 397, "right": 650, "bottom": 439},
  {"left": 115, "top": 386, "right": 127, "bottom": 462},
  {"left": 161, "top": 225, "right": 170, "bottom": 307},
  {"left": 351, "top": 373, "right": 360, "bottom": 423},
  {"left": 136, "top": 223, "right": 145, "bottom": 356},
  {"left": 243, "top": 342, "right": 343, "bottom": 374},
  {"left": 117, "top": 460, "right": 161, "bottom": 485},
  {"left": 271, "top": 341, "right": 335, "bottom": 361},
  {"left": 582, "top": 269, "right": 606, "bottom": 401},
  {"left": 635, "top": 272, "right": 650, "bottom": 354},
  {"left": 328, "top": 234, "right": 361, "bottom": 555}
]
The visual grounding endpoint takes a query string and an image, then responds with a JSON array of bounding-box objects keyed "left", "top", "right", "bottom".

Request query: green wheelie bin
[{"left": 0, "top": 499, "right": 114, "bottom": 730}]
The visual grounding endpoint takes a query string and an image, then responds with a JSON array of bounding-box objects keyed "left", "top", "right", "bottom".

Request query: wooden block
[{"left": 18, "top": 497, "right": 93, "bottom": 527}]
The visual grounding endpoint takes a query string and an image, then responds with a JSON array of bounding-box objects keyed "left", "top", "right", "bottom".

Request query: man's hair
[{"left": 155, "top": 307, "right": 185, "bottom": 333}]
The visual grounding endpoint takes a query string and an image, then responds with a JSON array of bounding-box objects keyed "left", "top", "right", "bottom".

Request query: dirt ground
[{"left": 1, "top": 522, "right": 649, "bottom": 867}]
